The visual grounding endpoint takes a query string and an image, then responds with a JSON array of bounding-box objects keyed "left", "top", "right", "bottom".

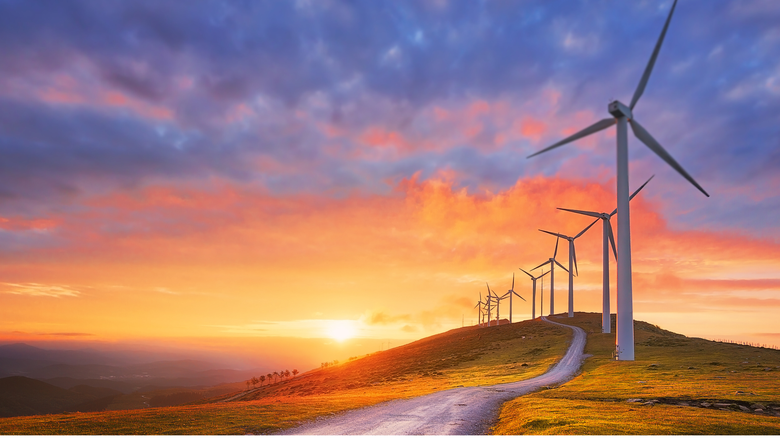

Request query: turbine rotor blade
[
  {"left": 575, "top": 218, "right": 600, "bottom": 239},
  {"left": 527, "top": 118, "right": 617, "bottom": 158},
  {"left": 630, "top": 0, "right": 678, "bottom": 110},
  {"left": 630, "top": 119, "right": 709, "bottom": 197},
  {"left": 607, "top": 219, "right": 618, "bottom": 260},
  {"left": 538, "top": 270, "right": 551, "bottom": 279},
  {"left": 519, "top": 268, "right": 534, "bottom": 279},
  {"left": 558, "top": 207, "right": 602, "bottom": 218},
  {"left": 554, "top": 236, "right": 560, "bottom": 258},
  {"left": 531, "top": 261, "right": 549, "bottom": 271},
  {"left": 514, "top": 292, "right": 527, "bottom": 302},
  {"left": 629, "top": 175, "right": 655, "bottom": 201},
  {"left": 554, "top": 259, "right": 569, "bottom": 273},
  {"left": 512, "top": 272, "right": 515, "bottom": 291},
  {"left": 540, "top": 228, "right": 567, "bottom": 239}
]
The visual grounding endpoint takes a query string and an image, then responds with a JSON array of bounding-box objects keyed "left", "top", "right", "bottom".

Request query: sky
[{"left": 1, "top": 0, "right": 779, "bottom": 369}]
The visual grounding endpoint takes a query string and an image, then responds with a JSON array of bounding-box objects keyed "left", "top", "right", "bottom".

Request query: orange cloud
[
  {"left": 2, "top": 175, "right": 778, "bottom": 345},
  {"left": 518, "top": 116, "right": 548, "bottom": 141},
  {"left": 0, "top": 216, "right": 60, "bottom": 231}
]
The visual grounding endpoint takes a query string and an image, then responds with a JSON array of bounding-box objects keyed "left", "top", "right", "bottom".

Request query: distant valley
[{"left": 0, "top": 343, "right": 254, "bottom": 417}]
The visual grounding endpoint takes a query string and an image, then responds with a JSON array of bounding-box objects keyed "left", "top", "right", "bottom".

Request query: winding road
[{"left": 281, "top": 316, "right": 587, "bottom": 435}]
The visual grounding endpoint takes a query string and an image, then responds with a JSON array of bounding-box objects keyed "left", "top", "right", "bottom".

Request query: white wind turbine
[
  {"left": 490, "top": 287, "right": 508, "bottom": 325},
  {"left": 527, "top": 0, "right": 708, "bottom": 360},
  {"left": 485, "top": 283, "right": 495, "bottom": 326},
  {"left": 503, "top": 273, "right": 526, "bottom": 323},
  {"left": 519, "top": 268, "right": 550, "bottom": 320},
  {"left": 558, "top": 175, "right": 654, "bottom": 333},
  {"left": 539, "top": 219, "right": 599, "bottom": 318},
  {"left": 531, "top": 236, "right": 569, "bottom": 316},
  {"left": 474, "top": 293, "right": 486, "bottom": 326}
]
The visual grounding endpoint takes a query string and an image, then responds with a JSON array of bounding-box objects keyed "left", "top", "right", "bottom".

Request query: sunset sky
[{"left": 1, "top": 0, "right": 779, "bottom": 368}]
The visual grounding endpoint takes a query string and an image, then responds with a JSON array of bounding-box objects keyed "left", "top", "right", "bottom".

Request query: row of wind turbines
[
  {"left": 474, "top": 175, "right": 651, "bottom": 329},
  {"left": 475, "top": 0, "right": 709, "bottom": 361}
]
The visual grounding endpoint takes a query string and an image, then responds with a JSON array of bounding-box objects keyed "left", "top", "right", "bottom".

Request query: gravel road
[{"left": 280, "top": 316, "right": 587, "bottom": 435}]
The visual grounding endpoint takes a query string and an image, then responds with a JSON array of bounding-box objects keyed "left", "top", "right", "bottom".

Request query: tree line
[{"left": 245, "top": 368, "right": 299, "bottom": 389}]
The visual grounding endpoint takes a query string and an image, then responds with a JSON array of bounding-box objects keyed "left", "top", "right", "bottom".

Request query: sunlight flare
[{"left": 326, "top": 320, "right": 357, "bottom": 342}]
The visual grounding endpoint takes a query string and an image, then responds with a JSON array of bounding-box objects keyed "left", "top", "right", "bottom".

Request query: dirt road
[{"left": 280, "top": 316, "right": 587, "bottom": 435}]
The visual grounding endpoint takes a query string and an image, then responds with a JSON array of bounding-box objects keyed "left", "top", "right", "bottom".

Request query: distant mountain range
[{"left": 0, "top": 343, "right": 260, "bottom": 417}]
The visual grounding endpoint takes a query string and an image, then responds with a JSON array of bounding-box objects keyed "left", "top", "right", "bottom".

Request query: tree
[
  {"left": 267, "top": 373, "right": 273, "bottom": 383},
  {"left": 245, "top": 380, "right": 251, "bottom": 389},
  {"left": 259, "top": 375, "right": 266, "bottom": 386},
  {"left": 292, "top": 369, "right": 299, "bottom": 378},
  {"left": 251, "top": 376, "right": 259, "bottom": 388},
  {"left": 284, "top": 369, "right": 290, "bottom": 379},
  {"left": 272, "top": 371, "right": 279, "bottom": 383}
]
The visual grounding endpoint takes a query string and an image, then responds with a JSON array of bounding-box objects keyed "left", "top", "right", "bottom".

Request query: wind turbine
[
  {"left": 539, "top": 218, "right": 599, "bottom": 318},
  {"left": 491, "top": 288, "right": 508, "bottom": 325},
  {"left": 503, "top": 273, "right": 526, "bottom": 323},
  {"left": 526, "top": 0, "right": 708, "bottom": 360},
  {"left": 474, "top": 293, "right": 486, "bottom": 326},
  {"left": 531, "top": 236, "right": 569, "bottom": 316},
  {"left": 485, "top": 283, "right": 494, "bottom": 326},
  {"left": 519, "top": 268, "right": 550, "bottom": 320},
  {"left": 558, "top": 175, "right": 654, "bottom": 333}
]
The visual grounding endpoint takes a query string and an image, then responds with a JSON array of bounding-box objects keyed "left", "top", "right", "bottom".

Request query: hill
[
  {"left": 3, "top": 315, "right": 777, "bottom": 434},
  {"left": 0, "top": 319, "right": 571, "bottom": 434},
  {"left": 492, "top": 312, "right": 780, "bottom": 435},
  {"left": 227, "top": 317, "right": 569, "bottom": 401}
]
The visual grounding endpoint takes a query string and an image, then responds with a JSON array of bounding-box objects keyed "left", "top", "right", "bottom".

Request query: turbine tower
[
  {"left": 531, "top": 236, "right": 568, "bottom": 316},
  {"left": 558, "top": 175, "right": 654, "bottom": 333},
  {"left": 539, "top": 218, "right": 599, "bottom": 318},
  {"left": 491, "top": 288, "right": 505, "bottom": 325},
  {"left": 526, "top": 0, "right": 708, "bottom": 360},
  {"left": 519, "top": 268, "right": 549, "bottom": 320}
]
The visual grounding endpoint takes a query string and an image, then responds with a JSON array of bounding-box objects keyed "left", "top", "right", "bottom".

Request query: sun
[{"left": 326, "top": 320, "right": 357, "bottom": 342}]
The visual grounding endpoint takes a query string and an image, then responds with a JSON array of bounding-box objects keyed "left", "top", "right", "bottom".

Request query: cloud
[
  {"left": 0, "top": 283, "right": 81, "bottom": 298},
  {"left": 362, "top": 311, "right": 412, "bottom": 325}
]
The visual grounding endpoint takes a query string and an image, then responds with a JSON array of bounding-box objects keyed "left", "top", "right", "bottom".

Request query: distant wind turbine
[
  {"left": 485, "top": 283, "right": 494, "bottom": 326},
  {"left": 490, "top": 288, "right": 507, "bottom": 325},
  {"left": 526, "top": 0, "right": 708, "bottom": 360},
  {"left": 519, "top": 268, "right": 550, "bottom": 320},
  {"left": 503, "top": 273, "right": 526, "bottom": 323},
  {"left": 531, "top": 236, "right": 568, "bottom": 316},
  {"left": 558, "top": 175, "right": 654, "bottom": 333},
  {"left": 474, "top": 292, "right": 486, "bottom": 326},
  {"left": 539, "top": 219, "right": 599, "bottom": 318}
]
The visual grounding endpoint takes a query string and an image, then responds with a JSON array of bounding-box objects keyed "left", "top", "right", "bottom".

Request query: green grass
[
  {"left": 0, "top": 319, "right": 571, "bottom": 434},
  {"left": 492, "top": 312, "right": 780, "bottom": 435}
]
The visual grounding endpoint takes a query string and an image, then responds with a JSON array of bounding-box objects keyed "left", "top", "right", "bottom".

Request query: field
[
  {"left": 0, "top": 318, "right": 570, "bottom": 434},
  {"left": 492, "top": 312, "right": 780, "bottom": 435}
]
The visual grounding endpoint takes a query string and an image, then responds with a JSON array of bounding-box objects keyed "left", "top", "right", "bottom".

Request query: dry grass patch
[
  {"left": 493, "top": 396, "right": 780, "bottom": 435},
  {"left": 493, "top": 312, "right": 780, "bottom": 435}
]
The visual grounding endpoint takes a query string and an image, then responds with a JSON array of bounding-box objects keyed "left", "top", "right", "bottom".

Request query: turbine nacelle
[{"left": 608, "top": 100, "right": 633, "bottom": 119}]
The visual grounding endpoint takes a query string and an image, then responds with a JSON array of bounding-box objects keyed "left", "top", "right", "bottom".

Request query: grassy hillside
[
  {"left": 492, "top": 312, "right": 780, "bottom": 435},
  {"left": 0, "top": 319, "right": 571, "bottom": 434}
]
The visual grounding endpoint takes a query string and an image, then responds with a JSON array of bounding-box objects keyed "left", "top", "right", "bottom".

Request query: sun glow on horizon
[{"left": 326, "top": 320, "right": 357, "bottom": 342}]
